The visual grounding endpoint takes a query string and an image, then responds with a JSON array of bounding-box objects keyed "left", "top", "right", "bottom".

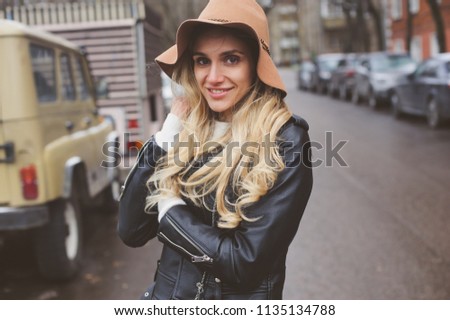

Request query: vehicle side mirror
[{"left": 95, "top": 76, "right": 109, "bottom": 99}]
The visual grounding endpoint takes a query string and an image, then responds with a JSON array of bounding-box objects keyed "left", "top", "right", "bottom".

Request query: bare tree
[
  {"left": 405, "top": 0, "right": 413, "bottom": 52},
  {"left": 367, "top": 0, "right": 384, "bottom": 50},
  {"left": 145, "top": 0, "right": 208, "bottom": 48},
  {"left": 426, "top": 0, "right": 447, "bottom": 53},
  {"left": 331, "top": 0, "right": 384, "bottom": 52}
]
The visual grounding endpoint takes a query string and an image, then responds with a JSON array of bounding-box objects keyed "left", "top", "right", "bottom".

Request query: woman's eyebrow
[{"left": 192, "top": 49, "right": 245, "bottom": 56}]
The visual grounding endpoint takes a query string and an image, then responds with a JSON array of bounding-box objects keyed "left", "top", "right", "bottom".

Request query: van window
[
  {"left": 60, "top": 53, "right": 76, "bottom": 101},
  {"left": 74, "top": 57, "right": 89, "bottom": 100},
  {"left": 30, "top": 44, "right": 57, "bottom": 103}
]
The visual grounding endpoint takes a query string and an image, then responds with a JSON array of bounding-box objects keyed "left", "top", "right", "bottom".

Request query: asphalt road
[{"left": 1, "top": 68, "right": 449, "bottom": 299}]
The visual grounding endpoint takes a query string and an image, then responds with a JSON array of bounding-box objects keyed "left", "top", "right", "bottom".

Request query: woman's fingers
[{"left": 171, "top": 97, "right": 189, "bottom": 119}]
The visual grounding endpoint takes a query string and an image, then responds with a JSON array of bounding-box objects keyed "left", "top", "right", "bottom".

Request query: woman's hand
[{"left": 170, "top": 97, "right": 189, "bottom": 120}]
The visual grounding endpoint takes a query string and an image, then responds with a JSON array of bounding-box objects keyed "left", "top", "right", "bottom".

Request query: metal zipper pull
[
  {"left": 191, "top": 255, "right": 214, "bottom": 263},
  {"left": 194, "top": 272, "right": 206, "bottom": 300}
]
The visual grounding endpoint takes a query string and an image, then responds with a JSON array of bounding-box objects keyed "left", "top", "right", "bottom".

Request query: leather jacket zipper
[
  {"left": 159, "top": 232, "right": 213, "bottom": 263},
  {"left": 163, "top": 217, "right": 213, "bottom": 263}
]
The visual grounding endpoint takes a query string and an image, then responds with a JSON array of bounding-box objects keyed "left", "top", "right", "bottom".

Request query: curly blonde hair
[{"left": 146, "top": 27, "right": 292, "bottom": 229}]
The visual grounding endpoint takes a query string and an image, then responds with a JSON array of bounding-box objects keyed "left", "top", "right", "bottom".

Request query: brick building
[{"left": 389, "top": 0, "right": 450, "bottom": 61}]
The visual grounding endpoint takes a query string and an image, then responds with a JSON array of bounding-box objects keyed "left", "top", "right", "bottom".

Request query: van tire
[
  {"left": 99, "top": 168, "right": 120, "bottom": 215},
  {"left": 34, "top": 188, "right": 82, "bottom": 281}
]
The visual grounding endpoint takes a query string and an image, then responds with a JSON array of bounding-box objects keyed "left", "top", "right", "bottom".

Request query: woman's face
[{"left": 192, "top": 29, "right": 255, "bottom": 121}]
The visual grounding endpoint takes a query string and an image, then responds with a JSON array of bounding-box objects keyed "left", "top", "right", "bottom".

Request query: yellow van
[{"left": 0, "top": 20, "right": 119, "bottom": 280}]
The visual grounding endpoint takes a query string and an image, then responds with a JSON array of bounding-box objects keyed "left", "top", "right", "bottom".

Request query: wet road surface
[{"left": 1, "top": 68, "right": 449, "bottom": 299}]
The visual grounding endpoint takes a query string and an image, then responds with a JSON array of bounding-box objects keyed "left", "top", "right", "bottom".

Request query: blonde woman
[{"left": 118, "top": 0, "right": 313, "bottom": 300}]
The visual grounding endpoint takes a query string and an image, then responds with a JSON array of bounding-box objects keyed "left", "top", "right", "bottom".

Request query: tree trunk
[
  {"left": 406, "top": 0, "right": 413, "bottom": 52},
  {"left": 341, "top": 0, "right": 356, "bottom": 52},
  {"left": 367, "top": 0, "right": 385, "bottom": 51},
  {"left": 426, "top": 0, "right": 447, "bottom": 53}
]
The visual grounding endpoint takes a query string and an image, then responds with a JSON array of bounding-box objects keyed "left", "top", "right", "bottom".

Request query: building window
[
  {"left": 393, "top": 38, "right": 404, "bottom": 53},
  {"left": 320, "top": 0, "right": 343, "bottom": 18},
  {"left": 391, "top": 0, "right": 403, "bottom": 20},
  {"left": 430, "top": 33, "right": 439, "bottom": 57},
  {"left": 410, "top": 35, "right": 422, "bottom": 62},
  {"left": 409, "top": 0, "right": 420, "bottom": 14}
]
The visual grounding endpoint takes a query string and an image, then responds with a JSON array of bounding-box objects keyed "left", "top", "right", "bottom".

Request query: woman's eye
[
  {"left": 226, "top": 55, "right": 240, "bottom": 64},
  {"left": 194, "top": 57, "right": 209, "bottom": 65}
]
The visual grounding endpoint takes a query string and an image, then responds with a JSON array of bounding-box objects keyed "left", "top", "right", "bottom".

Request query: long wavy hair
[{"left": 146, "top": 26, "right": 292, "bottom": 229}]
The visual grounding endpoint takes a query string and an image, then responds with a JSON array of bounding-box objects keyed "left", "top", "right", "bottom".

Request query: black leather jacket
[{"left": 118, "top": 114, "right": 313, "bottom": 299}]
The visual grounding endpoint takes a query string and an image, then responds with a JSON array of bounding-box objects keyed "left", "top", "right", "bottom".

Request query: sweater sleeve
[{"left": 154, "top": 113, "right": 183, "bottom": 151}]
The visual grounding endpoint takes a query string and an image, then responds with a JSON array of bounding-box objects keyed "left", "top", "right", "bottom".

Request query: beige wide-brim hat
[{"left": 155, "top": 0, "right": 286, "bottom": 97}]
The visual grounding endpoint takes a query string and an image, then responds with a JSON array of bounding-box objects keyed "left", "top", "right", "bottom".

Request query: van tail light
[
  {"left": 20, "top": 165, "right": 38, "bottom": 200},
  {"left": 128, "top": 119, "right": 139, "bottom": 129},
  {"left": 127, "top": 141, "right": 144, "bottom": 154}
]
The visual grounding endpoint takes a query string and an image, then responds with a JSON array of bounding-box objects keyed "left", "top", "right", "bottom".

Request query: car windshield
[
  {"left": 446, "top": 61, "right": 450, "bottom": 76},
  {"left": 302, "top": 62, "right": 315, "bottom": 71},
  {"left": 371, "top": 55, "right": 414, "bottom": 72},
  {"left": 318, "top": 57, "right": 341, "bottom": 71}
]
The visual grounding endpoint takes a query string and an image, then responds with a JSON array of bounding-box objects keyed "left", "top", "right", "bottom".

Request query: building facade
[
  {"left": 297, "top": 0, "right": 384, "bottom": 59},
  {"left": 389, "top": 0, "right": 450, "bottom": 61},
  {"left": 297, "top": 0, "right": 346, "bottom": 59},
  {"left": 267, "top": 0, "right": 300, "bottom": 65}
]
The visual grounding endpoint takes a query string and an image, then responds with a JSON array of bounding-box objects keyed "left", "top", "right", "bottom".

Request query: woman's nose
[{"left": 206, "top": 63, "right": 224, "bottom": 83}]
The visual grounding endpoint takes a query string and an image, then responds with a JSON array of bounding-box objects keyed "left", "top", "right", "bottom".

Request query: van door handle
[{"left": 65, "top": 120, "right": 74, "bottom": 132}]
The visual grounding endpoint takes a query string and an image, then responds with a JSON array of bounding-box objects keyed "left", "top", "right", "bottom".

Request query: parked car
[
  {"left": 390, "top": 53, "right": 450, "bottom": 129},
  {"left": 0, "top": 20, "right": 119, "bottom": 280},
  {"left": 310, "top": 53, "right": 344, "bottom": 94},
  {"left": 352, "top": 52, "right": 416, "bottom": 108},
  {"left": 297, "top": 60, "right": 316, "bottom": 90},
  {"left": 328, "top": 53, "right": 359, "bottom": 100}
]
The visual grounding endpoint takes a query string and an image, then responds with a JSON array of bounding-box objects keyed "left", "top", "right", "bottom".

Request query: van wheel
[
  {"left": 34, "top": 189, "right": 82, "bottom": 280},
  {"left": 99, "top": 168, "right": 121, "bottom": 214},
  {"left": 426, "top": 98, "right": 442, "bottom": 129}
]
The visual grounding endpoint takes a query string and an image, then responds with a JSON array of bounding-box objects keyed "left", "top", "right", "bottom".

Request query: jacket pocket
[{"left": 152, "top": 269, "right": 176, "bottom": 300}]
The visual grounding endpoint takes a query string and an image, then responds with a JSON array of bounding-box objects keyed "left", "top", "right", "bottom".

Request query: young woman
[{"left": 118, "top": 0, "right": 313, "bottom": 300}]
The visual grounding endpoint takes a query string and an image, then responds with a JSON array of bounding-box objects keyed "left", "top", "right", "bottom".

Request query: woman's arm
[
  {"left": 157, "top": 116, "right": 313, "bottom": 287},
  {"left": 117, "top": 136, "right": 166, "bottom": 247},
  {"left": 117, "top": 111, "right": 185, "bottom": 247}
]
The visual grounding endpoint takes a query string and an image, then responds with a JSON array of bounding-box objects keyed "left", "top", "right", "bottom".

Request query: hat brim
[{"left": 155, "top": 19, "right": 286, "bottom": 97}]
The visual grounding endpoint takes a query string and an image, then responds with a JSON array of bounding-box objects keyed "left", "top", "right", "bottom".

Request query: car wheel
[
  {"left": 368, "top": 88, "right": 378, "bottom": 110},
  {"left": 339, "top": 84, "right": 347, "bottom": 100},
  {"left": 317, "top": 82, "right": 323, "bottom": 94},
  {"left": 352, "top": 88, "right": 360, "bottom": 105},
  {"left": 327, "top": 83, "right": 335, "bottom": 97},
  {"left": 391, "top": 92, "right": 403, "bottom": 119},
  {"left": 426, "top": 98, "right": 442, "bottom": 129},
  {"left": 34, "top": 187, "right": 82, "bottom": 280}
]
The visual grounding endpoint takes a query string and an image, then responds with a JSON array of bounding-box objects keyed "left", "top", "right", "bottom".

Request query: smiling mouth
[{"left": 208, "top": 88, "right": 232, "bottom": 94}]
